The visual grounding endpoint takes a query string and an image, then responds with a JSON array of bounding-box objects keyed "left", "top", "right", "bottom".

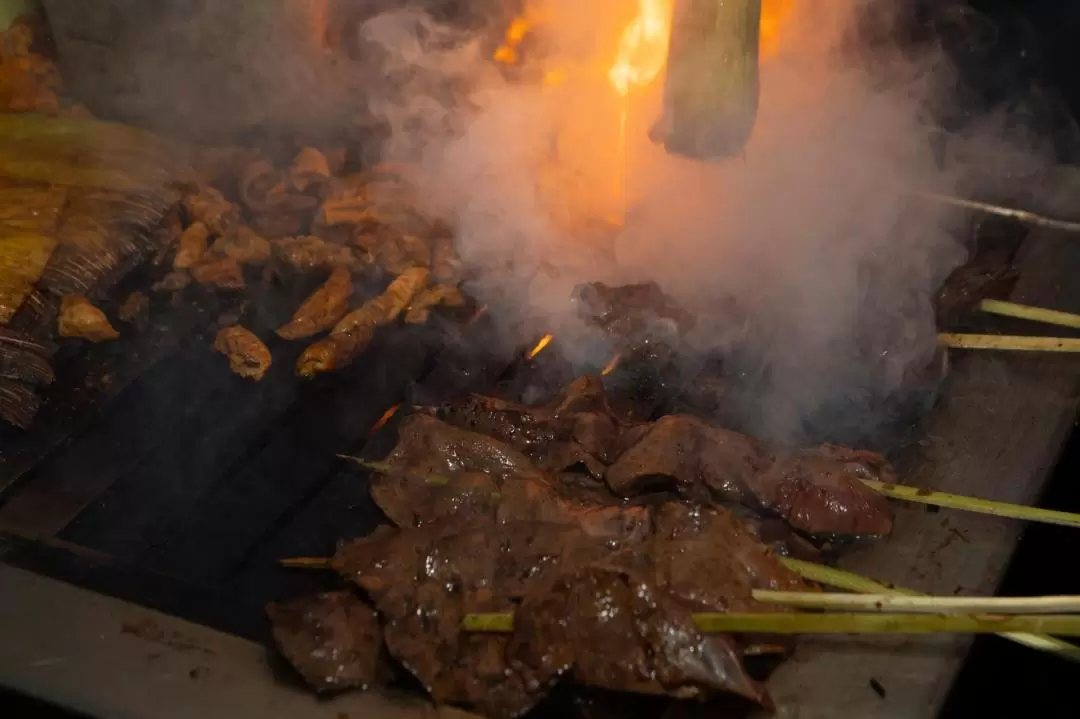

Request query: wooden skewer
[
  {"left": 279, "top": 557, "right": 333, "bottom": 569},
  {"left": 753, "top": 590, "right": 1080, "bottom": 615},
  {"left": 859, "top": 479, "right": 1080, "bottom": 529},
  {"left": 937, "top": 333, "right": 1080, "bottom": 352},
  {"left": 912, "top": 191, "right": 1080, "bottom": 233},
  {"left": 977, "top": 299, "right": 1080, "bottom": 330},
  {"left": 778, "top": 558, "right": 1080, "bottom": 661},
  {"left": 462, "top": 611, "right": 1080, "bottom": 636}
]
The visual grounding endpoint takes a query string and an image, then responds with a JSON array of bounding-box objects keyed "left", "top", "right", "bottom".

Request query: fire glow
[{"left": 526, "top": 333, "right": 554, "bottom": 360}]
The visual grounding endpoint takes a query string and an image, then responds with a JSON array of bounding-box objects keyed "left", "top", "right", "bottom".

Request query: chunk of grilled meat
[
  {"left": 173, "top": 221, "right": 210, "bottom": 270},
  {"left": 295, "top": 330, "right": 370, "bottom": 379},
  {"left": 57, "top": 295, "right": 119, "bottom": 342},
  {"left": 272, "top": 235, "right": 361, "bottom": 273},
  {"left": 332, "top": 267, "right": 430, "bottom": 337},
  {"left": 191, "top": 257, "right": 245, "bottom": 289},
  {"left": 184, "top": 187, "right": 238, "bottom": 235},
  {"left": 213, "top": 325, "right": 272, "bottom": 381},
  {"left": 277, "top": 266, "right": 353, "bottom": 340},
  {"left": 0, "top": 378, "right": 40, "bottom": 429},
  {"left": 404, "top": 284, "right": 465, "bottom": 325},
  {"left": 209, "top": 226, "right": 272, "bottom": 265}
]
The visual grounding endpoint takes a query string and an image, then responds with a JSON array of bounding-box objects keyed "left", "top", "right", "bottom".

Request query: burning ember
[
  {"left": 525, "top": 333, "right": 554, "bottom": 360},
  {"left": 600, "top": 351, "right": 622, "bottom": 376},
  {"left": 369, "top": 404, "right": 401, "bottom": 435}
]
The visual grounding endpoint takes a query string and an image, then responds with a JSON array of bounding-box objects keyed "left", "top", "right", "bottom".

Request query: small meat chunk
[
  {"left": 404, "top": 284, "right": 465, "bottom": 324},
  {"left": 266, "top": 591, "right": 381, "bottom": 693},
  {"left": 332, "top": 267, "right": 429, "bottom": 338},
  {"left": 184, "top": 187, "right": 237, "bottom": 235},
  {"left": 173, "top": 221, "right": 210, "bottom": 270},
  {"left": 273, "top": 235, "right": 360, "bottom": 272},
  {"left": 191, "top": 257, "right": 245, "bottom": 289},
  {"left": 209, "top": 226, "right": 272, "bottom": 265},
  {"left": 747, "top": 445, "right": 894, "bottom": 538},
  {"left": 58, "top": 295, "right": 119, "bottom": 342},
  {"left": 213, "top": 325, "right": 272, "bottom": 381},
  {"left": 277, "top": 266, "right": 353, "bottom": 340},
  {"left": 605, "top": 415, "right": 769, "bottom": 503}
]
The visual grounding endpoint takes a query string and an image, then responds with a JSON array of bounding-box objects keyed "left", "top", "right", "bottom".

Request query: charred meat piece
[
  {"left": 118, "top": 291, "right": 150, "bottom": 328},
  {"left": 605, "top": 415, "right": 769, "bottom": 504},
  {"left": 173, "top": 221, "right": 210, "bottom": 270},
  {"left": 508, "top": 566, "right": 769, "bottom": 707},
  {"left": 438, "top": 376, "right": 620, "bottom": 475},
  {"left": 213, "top": 325, "right": 272, "bottom": 381},
  {"left": 0, "top": 331, "right": 54, "bottom": 385},
  {"left": 0, "top": 378, "right": 39, "bottom": 429},
  {"left": 375, "top": 413, "right": 540, "bottom": 484},
  {"left": 266, "top": 591, "right": 381, "bottom": 693},
  {"left": 296, "top": 331, "right": 370, "bottom": 379},
  {"left": 573, "top": 281, "right": 695, "bottom": 339},
  {"left": 747, "top": 445, "right": 894, "bottom": 539},
  {"left": 935, "top": 261, "right": 1020, "bottom": 326},
  {"left": 277, "top": 266, "right": 353, "bottom": 340},
  {"left": 58, "top": 295, "right": 119, "bottom": 342},
  {"left": 191, "top": 257, "right": 245, "bottom": 289},
  {"left": 404, "top": 284, "right": 465, "bottom": 325},
  {"left": 209, "top": 226, "right": 272, "bottom": 265}
]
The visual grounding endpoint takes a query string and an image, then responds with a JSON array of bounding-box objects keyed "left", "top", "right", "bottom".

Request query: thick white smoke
[{"left": 357, "top": 0, "right": 1053, "bottom": 445}]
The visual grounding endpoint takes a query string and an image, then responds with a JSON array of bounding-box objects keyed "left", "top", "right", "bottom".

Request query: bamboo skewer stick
[
  {"left": 461, "top": 611, "right": 1080, "bottom": 636},
  {"left": 779, "top": 559, "right": 1080, "bottom": 662},
  {"left": 977, "top": 299, "right": 1080, "bottom": 330},
  {"left": 279, "top": 557, "right": 333, "bottom": 569},
  {"left": 912, "top": 191, "right": 1080, "bottom": 234},
  {"left": 752, "top": 590, "right": 1080, "bottom": 615},
  {"left": 859, "top": 479, "right": 1080, "bottom": 529},
  {"left": 937, "top": 333, "right": 1080, "bottom": 352},
  {"left": 336, "top": 456, "right": 450, "bottom": 485}
]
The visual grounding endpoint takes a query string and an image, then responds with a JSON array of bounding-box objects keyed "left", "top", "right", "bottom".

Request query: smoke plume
[{"left": 357, "top": 0, "right": 1054, "bottom": 446}]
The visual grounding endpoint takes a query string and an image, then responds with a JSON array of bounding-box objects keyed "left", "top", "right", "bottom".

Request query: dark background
[{"left": 5, "top": 0, "right": 1080, "bottom": 717}]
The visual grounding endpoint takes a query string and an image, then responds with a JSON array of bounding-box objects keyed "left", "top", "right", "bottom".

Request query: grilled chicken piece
[
  {"left": 58, "top": 295, "right": 119, "bottom": 342},
  {"left": 209, "top": 226, "right": 272, "bottom": 265},
  {"left": 404, "top": 284, "right": 465, "bottom": 324},
  {"left": 213, "top": 325, "right": 272, "bottom": 381},
  {"left": 0, "top": 378, "right": 40, "bottom": 429},
  {"left": 277, "top": 266, "right": 353, "bottom": 340},
  {"left": 296, "top": 330, "right": 370, "bottom": 379},
  {"left": 173, "top": 221, "right": 210, "bottom": 270},
  {"left": 184, "top": 187, "right": 237, "bottom": 235},
  {"left": 332, "top": 267, "right": 430, "bottom": 337},
  {"left": 191, "top": 257, "right": 245, "bottom": 289}
]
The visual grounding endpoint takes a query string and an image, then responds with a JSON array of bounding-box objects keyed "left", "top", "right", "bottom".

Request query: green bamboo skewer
[
  {"left": 977, "top": 299, "right": 1080, "bottom": 330},
  {"left": 859, "top": 479, "right": 1080, "bottom": 529},
  {"left": 460, "top": 611, "right": 1080, "bottom": 636},
  {"left": 753, "top": 590, "right": 1080, "bottom": 614},
  {"left": 779, "top": 558, "right": 1080, "bottom": 662}
]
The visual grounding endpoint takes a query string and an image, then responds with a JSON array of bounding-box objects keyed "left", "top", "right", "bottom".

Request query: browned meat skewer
[{"left": 276, "top": 266, "right": 353, "bottom": 340}]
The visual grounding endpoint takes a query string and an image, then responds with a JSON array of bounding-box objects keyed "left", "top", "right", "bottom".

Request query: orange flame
[
  {"left": 494, "top": 16, "right": 531, "bottom": 65},
  {"left": 369, "top": 404, "right": 401, "bottom": 435},
  {"left": 600, "top": 352, "right": 622, "bottom": 376},
  {"left": 526, "top": 333, "right": 554, "bottom": 360},
  {"left": 608, "top": 0, "right": 671, "bottom": 97}
]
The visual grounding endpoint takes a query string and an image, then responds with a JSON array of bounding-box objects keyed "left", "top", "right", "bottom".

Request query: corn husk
[
  {"left": 0, "top": 226, "right": 56, "bottom": 324},
  {"left": 654, "top": 0, "right": 761, "bottom": 160}
]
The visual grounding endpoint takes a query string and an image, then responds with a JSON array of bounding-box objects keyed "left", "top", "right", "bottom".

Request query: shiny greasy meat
[{"left": 266, "top": 591, "right": 381, "bottom": 693}]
